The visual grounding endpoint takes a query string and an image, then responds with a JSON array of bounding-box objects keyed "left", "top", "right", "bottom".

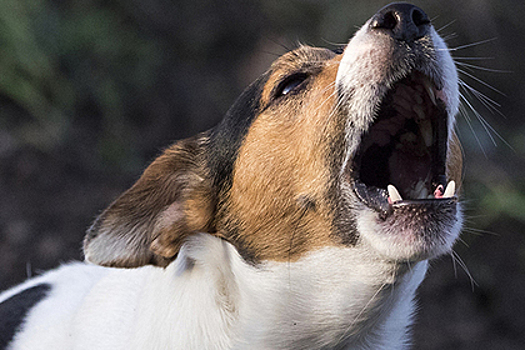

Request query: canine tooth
[
  {"left": 394, "top": 100, "right": 412, "bottom": 114},
  {"left": 443, "top": 181, "right": 456, "bottom": 198},
  {"left": 420, "top": 119, "right": 433, "bottom": 147},
  {"left": 414, "top": 180, "right": 428, "bottom": 199},
  {"left": 428, "top": 88, "right": 437, "bottom": 105},
  {"left": 424, "top": 79, "right": 437, "bottom": 105},
  {"left": 413, "top": 105, "right": 425, "bottom": 120},
  {"left": 387, "top": 185, "right": 403, "bottom": 203}
]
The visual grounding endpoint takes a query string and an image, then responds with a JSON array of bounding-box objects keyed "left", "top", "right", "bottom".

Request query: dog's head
[{"left": 84, "top": 3, "right": 462, "bottom": 269}]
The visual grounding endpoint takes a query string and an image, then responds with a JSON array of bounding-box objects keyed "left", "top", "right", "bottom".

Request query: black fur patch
[
  {"left": 206, "top": 72, "right": 270, "bottom": 264},
  {"left": 208, "top": 72, "right": 270, "bottom": 193},
  {"left": 0, "top": 284, "right": 51, "bottom": 349}
]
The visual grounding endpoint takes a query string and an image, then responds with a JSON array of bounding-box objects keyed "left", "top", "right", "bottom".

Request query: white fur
[{"left": 2, "top": 234, "right": 428, "bottom": 350}]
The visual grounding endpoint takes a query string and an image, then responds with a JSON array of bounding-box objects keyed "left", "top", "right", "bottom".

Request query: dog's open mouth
[{"left": 352, "top": 71, "right": 456, "bottom": 217}]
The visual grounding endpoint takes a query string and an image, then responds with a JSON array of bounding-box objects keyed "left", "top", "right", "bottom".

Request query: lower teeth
[{"left": 387, "top": 180, "right": 456, "bottom": 203}]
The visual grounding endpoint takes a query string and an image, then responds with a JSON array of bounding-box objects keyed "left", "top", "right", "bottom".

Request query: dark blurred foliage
[{"left": 0, "top": 0, "right": 523, "bottom": 348}]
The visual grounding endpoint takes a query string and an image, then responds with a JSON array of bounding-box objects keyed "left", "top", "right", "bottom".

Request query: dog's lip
[{"left": 348, "top": 70, "right": 456, "bottom": 217}]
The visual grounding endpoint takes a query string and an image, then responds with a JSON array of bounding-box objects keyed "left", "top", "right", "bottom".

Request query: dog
[{"left": 0, "top": 3, "right": 463, "bottom": 349}]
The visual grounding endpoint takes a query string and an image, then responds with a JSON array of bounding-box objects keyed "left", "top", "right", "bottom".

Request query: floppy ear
[{"left": 83, "top": 133, "right": 217, "bottom": 268}]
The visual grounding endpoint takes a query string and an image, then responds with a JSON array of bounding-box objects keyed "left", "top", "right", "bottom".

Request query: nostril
[
  {"left": 412, "top": 8, "right": 430, "bottom": 28},
  {"left": 381, "top": 11, "right": 398, "bottom": 30},
  {"left": 371, "top": 10, "right": 398, "bottom": 31}
]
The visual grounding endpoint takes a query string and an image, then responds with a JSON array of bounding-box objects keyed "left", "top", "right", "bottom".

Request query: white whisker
[
  {"left": 460, "top": 91, "right": 498, "bottom": 147},
  {"left": 448, "top": 37, "right": 498, "bottom": 51},
  {"left": 458, "top": 94, "right": 488, "bottom": 156},
  {"left": 456, "top": 61, "right": 511, "bottom": 74},
  {"left": 459, "top": 81, "right": 501, "bottom": 111},
  {"left": 462, "top": 226, "right": 499, "bottom": 237},
  {"left": 456, "top": 236, "right": 470, "bottom": 248},
  {"left": 450, "top": 250, "right": 477, "bottom": 291},
  {"left": 436, "top": 19, "right": 457, "bottom": 33},
  {"left": 443, "top": 34, "right": 458, "bottom": 42},
  {"left": 460, "top": 85, "right": 514, "bottom": 150},
  {"left": 453, "top": 56, "right": 495, "bottom": 61},
  {"left": 458, "top": 68, "right": 506, "bottom": 96}
]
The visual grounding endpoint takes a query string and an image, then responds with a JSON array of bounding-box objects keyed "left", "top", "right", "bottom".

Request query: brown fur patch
[
  {"left": 222, "top": 47, "right": 345, "bottom": 262},
  {"left": 447, "top": 132, "right": 463, "bottom": 191},
  {"left": 84, "top": 134, "right": 217, "bottom": 267}
]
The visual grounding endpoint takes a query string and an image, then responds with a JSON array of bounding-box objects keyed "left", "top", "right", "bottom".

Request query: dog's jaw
[{"left": 336, "top": 17, "right": 462, "bottom": 262}]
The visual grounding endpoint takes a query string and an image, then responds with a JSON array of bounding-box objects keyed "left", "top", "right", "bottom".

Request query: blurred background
[{"left": 0, "top": 0, "right": 523, "bottom": 348}]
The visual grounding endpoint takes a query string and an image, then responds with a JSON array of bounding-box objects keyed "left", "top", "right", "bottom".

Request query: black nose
[{"left": 370, "top": 3, "right": 430, "bottom": 42}]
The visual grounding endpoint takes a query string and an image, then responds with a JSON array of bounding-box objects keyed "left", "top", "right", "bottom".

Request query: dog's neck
[{"left": 132, "top": 234, "right": 428, "bottom": 350}]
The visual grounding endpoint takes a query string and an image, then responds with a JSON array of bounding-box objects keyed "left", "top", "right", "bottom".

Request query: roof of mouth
[{"left": 352, "top": 71, "right": 450, "bottom": 209}]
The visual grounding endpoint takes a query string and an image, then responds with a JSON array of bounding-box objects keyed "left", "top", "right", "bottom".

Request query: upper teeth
[
  {"left": 419, "top": 119, "right": 433, "bottom": 148},
  {"left": 423, "top": 78, "right": 437, "bottom": 106}
]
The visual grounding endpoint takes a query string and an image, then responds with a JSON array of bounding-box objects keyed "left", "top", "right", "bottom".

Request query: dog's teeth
[
  {"left": 443, "top": 181, "right": 456, "bottom": 198},
  {"left": 424, "top": 79, "right": 437, "bottom": 105},
  {"left": 415, "top": 180, "right": 429, "bottom": 199},
  {"left": 420, "top": 119, "right": 433, "bottom": 147},
  {"left": 387, "top": 185, "right": 403, "bottom": 203},
  {"left": 413, "top": 105, "right": 425, "bottom": 120}
]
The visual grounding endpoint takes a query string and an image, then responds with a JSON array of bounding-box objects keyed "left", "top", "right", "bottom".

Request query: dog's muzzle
[{"left": 345, "top": 3, "right": 458, "bottom": 220}]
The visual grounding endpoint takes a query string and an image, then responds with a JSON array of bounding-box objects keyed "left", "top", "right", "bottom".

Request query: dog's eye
[
  {"left": 275, "top": 73, "right": 309, "bottom": 98},
  {"left": 332, "top": 47, "right": 345, "bottom": 55}
]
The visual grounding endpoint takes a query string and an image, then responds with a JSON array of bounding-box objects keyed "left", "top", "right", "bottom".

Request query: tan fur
[
  {"left": 84, "top": 134, "right": 216, "bottom": 267},
  {"left": 222, "top": 48, "right": 345, "bottom": 262},
  {"left": 447, "top": 132, "right": 463, "bottom": 191}
]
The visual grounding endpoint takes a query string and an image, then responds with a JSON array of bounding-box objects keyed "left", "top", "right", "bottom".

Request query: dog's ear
[{"left": 83, "top": 134, "right": 216, "bottom": 268}]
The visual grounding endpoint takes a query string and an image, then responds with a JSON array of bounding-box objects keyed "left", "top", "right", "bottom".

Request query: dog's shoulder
[
  {"left": 0, "top": 262, "right": 108, "bottom": 349},
  {"left": 0, "top": 283, "right": 51, "bottom": 349}
]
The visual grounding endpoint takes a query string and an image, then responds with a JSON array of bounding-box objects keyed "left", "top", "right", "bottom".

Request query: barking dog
[{"left": 0, "top": 3, "right": 462, "bottom": 349}]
